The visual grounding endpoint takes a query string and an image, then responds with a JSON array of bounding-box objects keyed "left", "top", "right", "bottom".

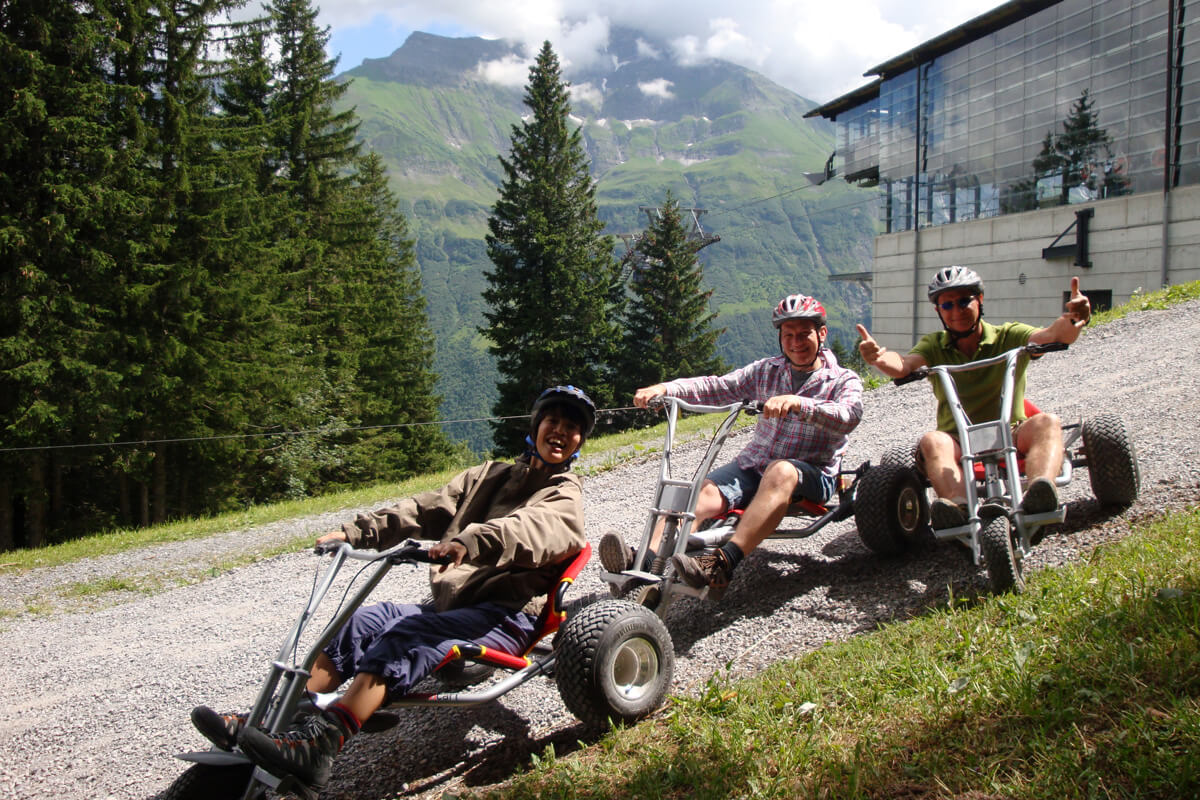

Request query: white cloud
[
  {"left": 318, "top": 0, "right": 1009, "bottom": 101},
  {"left": 570, "top": 81, "right": 605, "bottom": 108},
  {"left": 636, "top": 38, "right": 661, "bottom": 59},
  {"left": 475, "top": 54, "right": 533, "bottom": 87},
  {"left": 638, "top": 78, "right": 675, "bottom": 99}
]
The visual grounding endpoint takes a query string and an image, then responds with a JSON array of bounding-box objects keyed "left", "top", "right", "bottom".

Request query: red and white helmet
[{"left": 772, "top": 294, "right": 826, "bottom": 328}]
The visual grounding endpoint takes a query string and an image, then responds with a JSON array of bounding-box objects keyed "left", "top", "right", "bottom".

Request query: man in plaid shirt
[{"left": 600, "top": 294, "right": 863, "bottom": 599}]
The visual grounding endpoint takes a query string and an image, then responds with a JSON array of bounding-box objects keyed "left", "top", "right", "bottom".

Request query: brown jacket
[{"left": 340, "top": 456, "right": 585, "bottom": 614}]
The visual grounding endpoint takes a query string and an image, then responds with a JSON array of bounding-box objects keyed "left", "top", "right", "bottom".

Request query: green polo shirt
[{"left": 910, "top": 320, "right": 1038, "bottom": 434}]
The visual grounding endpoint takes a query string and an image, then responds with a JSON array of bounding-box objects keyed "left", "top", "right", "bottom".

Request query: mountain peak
[{"left": 349, "top": 31, "right": 518, "bottom": 86}]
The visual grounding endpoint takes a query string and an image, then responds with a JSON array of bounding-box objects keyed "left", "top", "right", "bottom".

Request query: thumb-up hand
[
  {"left": 856, "top": 324, "right": 884, "bottom": 364},
  {"left": 1064, "top": 276, "right": 1091, "bottom": 327}
]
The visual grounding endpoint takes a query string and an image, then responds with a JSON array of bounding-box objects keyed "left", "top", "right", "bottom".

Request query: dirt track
[{"left": 1, "top": 301, "right": 1198, "bottom": 800}]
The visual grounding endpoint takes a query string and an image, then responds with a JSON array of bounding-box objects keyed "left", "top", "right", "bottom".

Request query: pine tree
[
  {"left": 0, "top": 1, "right": 135, "bottom": 545},
  {"left": 616, "top": 191, "right": 726, "bottom": 422},
  {"left": 106, "top": 0, "right": 263, "bottom": 525},
  {"left": 253, "top": 0, "right": 368, "bottom": 496},
  {"left": 1032, "top": 90, "right": 1114, "bottom": 207},
  {"left": 327, "top": 152, "right": 457, "bottom": 485},
  {"left": 481, "top": 41, "right": 623, "bottom": 453}
]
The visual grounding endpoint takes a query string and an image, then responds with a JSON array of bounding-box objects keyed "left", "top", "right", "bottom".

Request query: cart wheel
[
  {"left": 879, "top": 442, "right": 919, "bottom": 472},
  {"left": 555, "top": 599, "right": 674, "bottom": 729},
  {"left": 1082, "top": 414, "right": 1140, "bottom": 507},
  {"left": 854, "top": 463, "right": 930, "bottom": 554},
  {"left": 162, "top": 762, "right": 258, "bottom": 800},
  {"left": 980, "top": 514, "right": 1024, "bottom": 594},
  {"left": 628, "top": 582, "right": 662, "bottom": 613}
]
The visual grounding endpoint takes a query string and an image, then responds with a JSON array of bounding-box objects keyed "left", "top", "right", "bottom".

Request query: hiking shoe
[
  {"left": 1021, "top": 477, "right": 1059, "bottom": 515},
  {"left": 238, "top": 710, "right": 351, "bottom": 800},
  {"left": 598, "top": 531, "right": 634, "bottom": 573},
  {"left": 670, "top": 550, "right": 735, "bottom": 601},
  {"left": 930, "top": 498, "right": 968, "bottom": 530},
  {"left": 191, "top": 706, "right": 246, "bottom": 751}
]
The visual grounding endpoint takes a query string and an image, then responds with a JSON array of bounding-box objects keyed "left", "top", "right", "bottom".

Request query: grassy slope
[{"left": 492, "top": 508, "right": 1200, "bottom": 800}]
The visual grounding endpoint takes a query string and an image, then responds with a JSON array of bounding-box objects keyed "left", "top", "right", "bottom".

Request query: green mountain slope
[{"left": 340, "top": 29, "right": 876, "bottom": 451}]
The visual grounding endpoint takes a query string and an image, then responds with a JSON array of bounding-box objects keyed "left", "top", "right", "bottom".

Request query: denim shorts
[{"left": 706, "top": 459, "right": 835, "bottom": 510}]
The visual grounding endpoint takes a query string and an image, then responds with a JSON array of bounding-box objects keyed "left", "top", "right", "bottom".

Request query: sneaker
[
  {"left": 1021, "top": 477, "right": 1059, "bottom": 515},
  {"left": 670, "top": 550, "right": 734, "bottom": 601},
  {"left": 191, "top": 706, "right": 246, "bottom": 751},
  {"left": 598, "top": 531, "right": 633, "bottom": 574},
  {"left": 930, "top": 498, "right": 968, "bottom": 530},
  {"left": 238, "top": 710, "right": 351, "bottom": 800}
]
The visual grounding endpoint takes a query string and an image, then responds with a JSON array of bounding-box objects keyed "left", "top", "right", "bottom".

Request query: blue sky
[{"left": 314, "top": 0, "right": 1007, "bottom": 102}]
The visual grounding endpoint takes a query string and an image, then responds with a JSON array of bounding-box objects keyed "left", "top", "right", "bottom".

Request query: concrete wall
[{"left": 869, "top": 186, "right": 1200, "bottom": 348}]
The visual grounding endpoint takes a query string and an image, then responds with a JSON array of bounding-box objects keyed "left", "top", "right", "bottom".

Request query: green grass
[
  {"left": 480, "top": 506, "right": 1200, "bottom": 800},
  {"left": 0, "top": 467, "right": 465, "bottom": 573},
  {"left": 0, "top": 410, "right": 742, "bottom": 576},
  {"left": 1089, "top": 279, "right": 1200, "bottom": 326}
]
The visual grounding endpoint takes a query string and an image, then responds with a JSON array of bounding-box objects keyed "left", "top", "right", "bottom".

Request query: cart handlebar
[
  {"left": 892, "top": 341, "right": 1068, "bottom": 387},
  {"left": 647, "top": 396, "right": 758, "bottom": 415},
  {"left": 313, "top": 538, "right": 453, "bottom": 565}
]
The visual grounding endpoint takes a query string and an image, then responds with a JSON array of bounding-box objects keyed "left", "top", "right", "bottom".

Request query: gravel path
[{"left": 2, "top": 302, "right": 1198, "bottom": 800}]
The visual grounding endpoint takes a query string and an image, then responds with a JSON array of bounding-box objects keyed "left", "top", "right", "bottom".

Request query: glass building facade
[{"left": 832, "top": 0, "right": 1200, "bottom": 233}]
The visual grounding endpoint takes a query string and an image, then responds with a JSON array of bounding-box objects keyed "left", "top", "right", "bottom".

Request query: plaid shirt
[{"left": 664, "top": 349, "right": 864, "bottom": 479}]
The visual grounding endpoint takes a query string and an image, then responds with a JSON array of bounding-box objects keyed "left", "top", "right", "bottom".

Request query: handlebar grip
[
  {"left": 1027, "top": 341, "right": 1068, "bottom": 354},
  {"left": 893, "top": 369, "right": 929, "bottom": 387},
  {"left": 408, "top": 549, "right": 454, "bottom": 565},
  {"left": 313, "top": 540, "right": 341, "bottom": 556}
]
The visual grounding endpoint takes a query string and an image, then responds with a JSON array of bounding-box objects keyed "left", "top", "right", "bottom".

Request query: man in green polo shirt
[{"left": 856, "top": 266, "right": 1091, "bottom": 529}]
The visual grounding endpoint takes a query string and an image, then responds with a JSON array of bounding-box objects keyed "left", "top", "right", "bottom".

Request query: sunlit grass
[
  {"left": 483, "top": 506, "right": 1200, "bottom": 800},
  {"left": 1089, "top": 278, "right": 1200, "bottom": 326},
  {"left": 0, "top": 410, "right": 745, "bottom": 575}
]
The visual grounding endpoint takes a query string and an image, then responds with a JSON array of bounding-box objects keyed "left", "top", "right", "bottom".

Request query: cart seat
[
  {"left": 431, "top": 542, "right": 592, "bottom": 672},
  {"left": 786, "top": 498, "right": 829, "bottom": 517}
]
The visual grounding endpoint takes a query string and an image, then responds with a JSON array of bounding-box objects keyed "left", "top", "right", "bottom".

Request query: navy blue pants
[{"left": 323, "top": 601, "right": 536, "bottom": 698}]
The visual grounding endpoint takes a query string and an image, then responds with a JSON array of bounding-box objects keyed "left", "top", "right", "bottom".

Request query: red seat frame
[{"left": 431, "top": 542, "right": 592, "bottom": 671}]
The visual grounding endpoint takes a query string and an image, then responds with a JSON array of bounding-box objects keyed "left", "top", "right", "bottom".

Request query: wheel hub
[{"left": 611, "top": 637, "right": 660, "bottom": 700}]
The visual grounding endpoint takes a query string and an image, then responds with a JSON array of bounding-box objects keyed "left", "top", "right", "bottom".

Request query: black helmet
[
  {"left": 927, "top": 266, "right": 983, "bottom": 301},
  {"left": 530, "top": 385, "right": 596, "bottom": 439}
]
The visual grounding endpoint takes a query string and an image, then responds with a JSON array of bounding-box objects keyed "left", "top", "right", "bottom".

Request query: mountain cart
[
  {"left": 887, "top": 341, "right": 1140, "bottom": 593},
  {"left": 165, "top": 539, "right": 673, "bottom": 799},
  {"left": 598, "top": 396, "right": 926, "bottom": 617}
]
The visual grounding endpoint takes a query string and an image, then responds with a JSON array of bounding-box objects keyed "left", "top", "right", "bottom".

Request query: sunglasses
[{"left": 938, "top": 296, "right": 977, "bottom": 311}]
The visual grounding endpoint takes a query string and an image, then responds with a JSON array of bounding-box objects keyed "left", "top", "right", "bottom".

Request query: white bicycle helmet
[
  {"left": 772, "top": 294, "right": 827, "bottom": 328},
  {"left": 927, "top": 266, "right": 984, "bottom": 301}
]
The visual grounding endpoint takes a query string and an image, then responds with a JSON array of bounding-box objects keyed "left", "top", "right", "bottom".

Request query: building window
[
  {"left": 859, "top": 0, "right": 1178, "bottom": 233},
  {"left": 1064, "top": 289, "right": 1112, "bottom": 313}
]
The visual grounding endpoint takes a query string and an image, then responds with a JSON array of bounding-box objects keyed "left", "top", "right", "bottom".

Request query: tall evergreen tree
[
  {"left": 616, "top": 191, "right": 726, "bottom": 420},
  {"left": 253, "top": 0, "right": 368, "bottom": 496},
  {"left": 0, "top": 1, "right": 136, "bottom": 545},
  {"left": 108, "top": 0, "right": 258, "bottom": 525},
  {"left": 327, "top": 152, "right": 457, "bottom": 486},
  {"left": 482, "top": 41, "right": 622, "bottom": 453}
]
